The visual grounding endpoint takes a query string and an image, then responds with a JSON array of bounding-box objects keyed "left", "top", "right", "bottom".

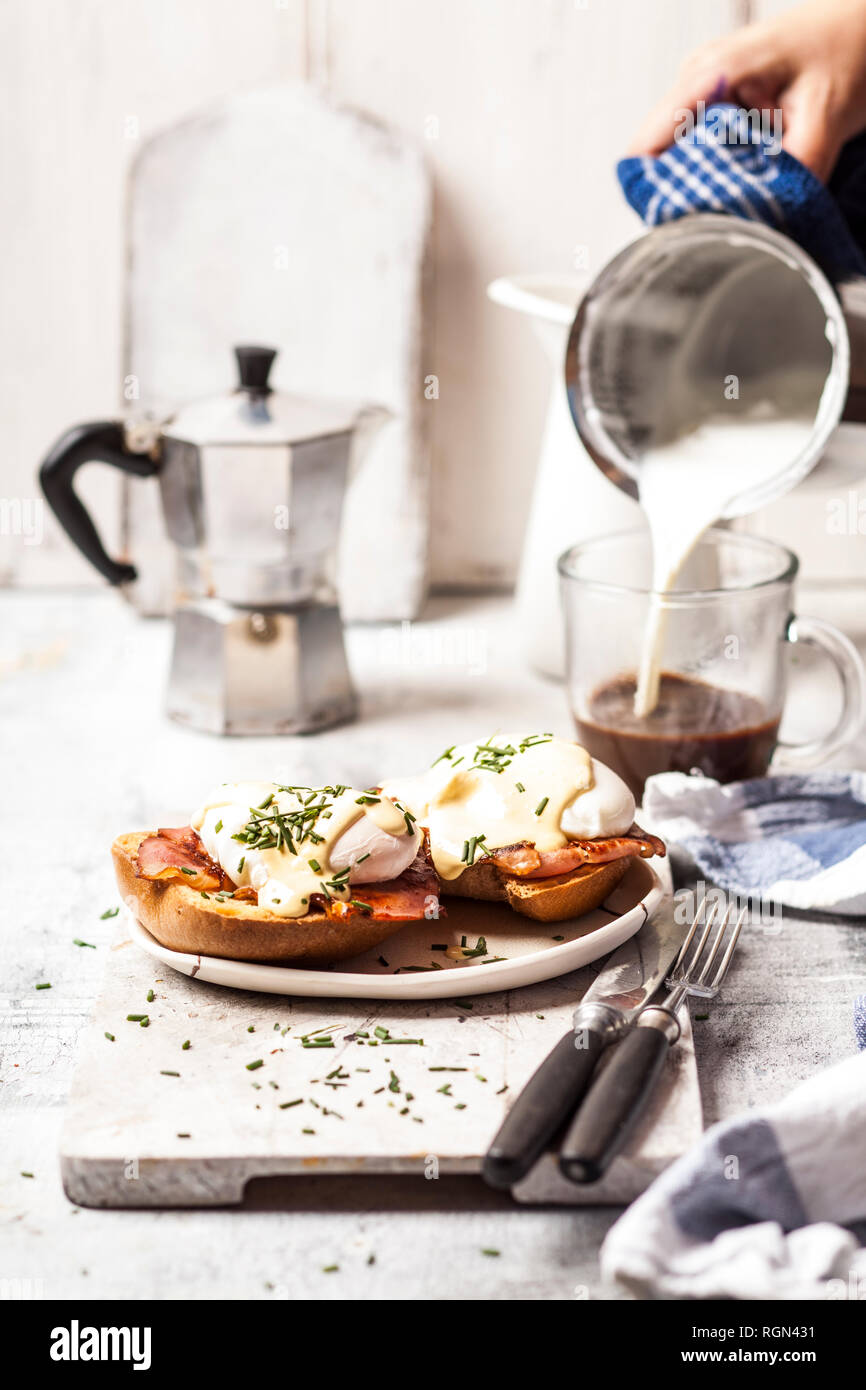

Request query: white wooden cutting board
[
  {"left": 122, "top": 84, "right": 431, "bottom": 622},
  {"left": 60, "top": 924, "right": 701, "bottom": 1209}
]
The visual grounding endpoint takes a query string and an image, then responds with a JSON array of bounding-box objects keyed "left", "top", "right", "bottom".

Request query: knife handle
[
  {"left": 482, "top": 1024, "right": 607, "bottom": 1189},
  {"left": 558, "top": 1008, "right": 678, "bottom": 1185}
]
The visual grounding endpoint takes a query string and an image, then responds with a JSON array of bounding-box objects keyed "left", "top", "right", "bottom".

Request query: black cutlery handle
[
  {"left": 482, "top": 1026, "right": 606, "bottom": 1189},
  {"left": 558, "top": 1018, "right": 672, "bottom": 1184}
]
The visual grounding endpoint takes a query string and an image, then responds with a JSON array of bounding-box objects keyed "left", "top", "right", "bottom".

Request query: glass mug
[{"left": 558, "top": 529, "right": 866, "bottom": 802}]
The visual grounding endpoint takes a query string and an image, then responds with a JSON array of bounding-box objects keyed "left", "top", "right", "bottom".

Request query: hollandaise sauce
[
  {"left": 382, "top": 734, "right": 635, "bottom": 881},
  {"left": 191, "top": 781, "right": 418, "bottom": 918}
]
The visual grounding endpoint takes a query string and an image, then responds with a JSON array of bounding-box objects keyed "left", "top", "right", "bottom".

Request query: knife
[{"left": 481, "top": 897, "right": 685, "bottom": 1190}]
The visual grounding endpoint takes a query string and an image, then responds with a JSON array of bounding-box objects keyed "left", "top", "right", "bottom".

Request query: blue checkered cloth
[
  {"left": 602, "top": 1053, "right": 866, "bottom": 1299},
  {"left": 618, "top": 102, "right": 866, "bottom": 282},
  {"left": 601, "top": 770, "right": 866, "bottom": 1299},
  {"left": 643, "top": 769, "right": 866, "bottom": 916}
]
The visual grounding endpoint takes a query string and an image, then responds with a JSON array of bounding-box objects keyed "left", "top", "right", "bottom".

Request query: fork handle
[{"left": 558, "top": 1010, "right": 675, "bottom": 1184}]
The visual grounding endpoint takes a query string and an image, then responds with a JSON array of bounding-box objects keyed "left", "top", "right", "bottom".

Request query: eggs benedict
[
  {"left": 112, "top": 781, "right": 440, "bottom": 963},
  {"left": 381, "top": 734, "right": 664, "bottom": 922}
]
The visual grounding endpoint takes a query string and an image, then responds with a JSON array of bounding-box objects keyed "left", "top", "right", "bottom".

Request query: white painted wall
[{"left": 2, "top": 0, "right": 735, "bottom": 592}]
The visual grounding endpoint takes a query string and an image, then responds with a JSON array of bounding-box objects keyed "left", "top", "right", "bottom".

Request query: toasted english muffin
[{"left": 444, "top": 855, "right": 631, "bottom": 923}]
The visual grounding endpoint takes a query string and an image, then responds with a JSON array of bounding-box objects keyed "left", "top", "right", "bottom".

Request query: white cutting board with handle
[
  {"left": 122, "top": 84, "right": 431, "bottom": 622},
  {"left": 60, "top": 872, "right": 701, "bottom": 1210}
]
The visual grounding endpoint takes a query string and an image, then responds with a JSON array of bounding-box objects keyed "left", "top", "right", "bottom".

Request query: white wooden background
[{"left": 3, "top": 0, "right": 750, "bottom": 593}]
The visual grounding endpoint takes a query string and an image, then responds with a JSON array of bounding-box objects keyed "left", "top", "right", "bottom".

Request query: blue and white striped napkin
[
  {"left": 643, "top": 769, "right": 866, "bottom": 916},
  {"left": 618, "top": 102, "right": 866, "bottom": 282},
  {"left": 602, "top": 1052, "right": 866, "bottom": 1301}
]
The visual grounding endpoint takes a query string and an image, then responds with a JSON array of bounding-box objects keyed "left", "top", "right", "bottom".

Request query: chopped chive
[
  {"left": 182, "top": 1039, "right": 191, "bottom": 1050},
  {"left": 146, "top": 989, "right": 154, "bottom": 1003},
  {"left": 100, "top": 906, "right": 119, "bottom": 919},
  {"left": 280, "top": 1098, "right": 303, "bottom": 1109},
  {"left": 246, "top": 1059, "right": 264, "bottom": 1071},
  {"left": 180, "top": 866, "right": 196, "bottom": 876},
  {"left": 73, "top": 939, "right": 96, "bottom": 949},
  {"left": 534, "top": 796, "right": 549, "bottom": 816},
  {"left": 126, "top": 1014, "right": 147, "bottom": 1022},
  {"left": 104, "top": 1032, "right": 115, "bottom": 1042},
  {"left": 432, "top": 744, "right": 455, "bottom": 766},
  {"left": 160, "top": 1070, "right": 180, "bottom": 1077},
  {"left": 35, "top": 982, "right": 51, "bottom": 990}
]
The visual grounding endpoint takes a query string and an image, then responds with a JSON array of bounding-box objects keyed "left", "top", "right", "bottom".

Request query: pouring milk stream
[{"left": 634, "top": 392, "right": 829, "bottom": 717}]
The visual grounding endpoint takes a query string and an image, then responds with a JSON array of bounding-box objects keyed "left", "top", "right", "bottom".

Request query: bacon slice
[
  {"left": 156, "top": 826, "right": 203, "bottom": 850},
  {"left": 490, "top": 823, "right": 665, "bottom": 879},
  {"left": 137, "top": 830, "right": 439, "bottom": 921},
  {"left": 325, "top": 851, "right": 442, "bottom": 922},
  {"left": 137, "top": 826, "right": 228, "bottom": 891}
]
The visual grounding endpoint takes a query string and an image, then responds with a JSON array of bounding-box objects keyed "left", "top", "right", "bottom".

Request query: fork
[{"left": 558, "top": 894, "right": 746, "bottom": 1184}]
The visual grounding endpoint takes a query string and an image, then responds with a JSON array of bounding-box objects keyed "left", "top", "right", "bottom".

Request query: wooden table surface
[{"left": 3, "top": 589, "right": 865, "bottom": 1301}]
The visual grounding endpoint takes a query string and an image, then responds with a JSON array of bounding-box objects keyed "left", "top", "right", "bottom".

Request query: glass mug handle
[{"left": 773, "top": 614, "right": 866, "bottom": 768}]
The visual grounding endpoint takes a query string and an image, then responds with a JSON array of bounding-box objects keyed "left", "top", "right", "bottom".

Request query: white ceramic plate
[{"left": 128, "top": 857, "right": 665, "bottom": 1000}]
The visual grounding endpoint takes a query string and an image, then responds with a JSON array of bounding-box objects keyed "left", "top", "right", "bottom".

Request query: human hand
[{"left": 629, "top": 0, "right": 866, "bottom": 181}]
